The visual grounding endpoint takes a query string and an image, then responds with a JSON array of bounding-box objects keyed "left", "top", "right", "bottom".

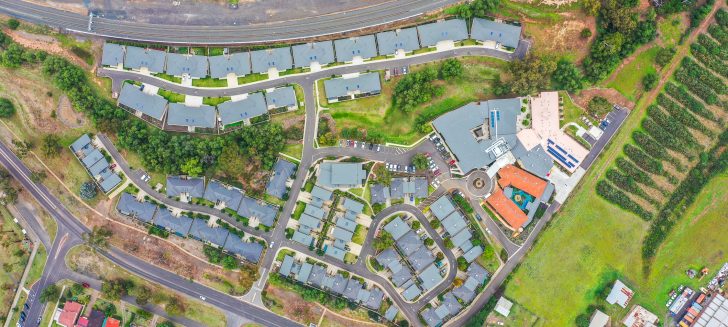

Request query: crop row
[
  {"left": 596, "top": 180, "right": 653, "bottom": 221},
  {"left": 697, "top": 34, "right": 728, "bottom": 60},
  {"left": 646, "top": 105, "right": 701, "bottom": 151},
  {"left": 690, "top": 44, "right": 728, "bottom": 79},
  {"left": 664, "top": 82, "right": 717, "bottom": 121},
  {"left": 679, "top": 57, "right": 726, "bottom": 94},
  {"left": 716, "top": 8, "right": 728, "bottom": 28},
  {"left": 656, "top": 94, "right": 714, "bottom": 137},
  {"left": 632, "top": 130, "right": 683, "bottom": 169},
  {"left": 641, "top": 117, "right": 694, "bottom": 161},
  {"left": 615, "top": 157, "right": 660, "bottom": 190},
  {"left": 606, "top": 169, "right": 660, "bottom": 206},
  {"left": 708, "top": 25, "right": 728, "bottom": 44}
]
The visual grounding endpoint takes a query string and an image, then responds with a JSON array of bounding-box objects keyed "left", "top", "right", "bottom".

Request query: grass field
[
  {"left": 0, "top": 206, "right": 31, "bottom": 312},
  {"left": 324, "top": 57, "right": 507, "bottom": 144},
  {"left": 486, "top": 302, "right": 545, "bottom": 327},
  {"left": 25, "top": 244, "right": 47, "bottom": 287},
  {"left": 658, "top": 14, "right": 688, "bottom": 47},
  {"left": 605, "top": 46, "right": 659, "bottom": 101}
]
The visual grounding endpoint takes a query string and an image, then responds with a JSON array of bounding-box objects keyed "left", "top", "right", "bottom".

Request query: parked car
[
  {"left": 376, "top": 145, "right": 381, "bottom": 152},
  {"left": 369, "top": 143, "right": 374, "bottom": 150},
  {"left": 82, "top": 282, "right": 90, "bottom": 288}
]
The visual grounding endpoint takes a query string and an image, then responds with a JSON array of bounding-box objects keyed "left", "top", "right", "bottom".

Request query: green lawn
[
  {"left": 486, "top": 302, "right": 545, "bottom": 327},
  {"left": 238, "top": 73, "right": 268, "bottom": 85},
  {"left": 193, "top": 77, "right": 229, "bottom": 87},
  {"left": 25, "top": 244, "right": 47, "bottom": 287},
  {"left": 605, "top": 46, "right": 659, "bottom": 101},
  {"left": 324, "top": 57, "right": 507, "bottom": 144},
  {"left": 281, "top": 143, "right": 303, "bottom": 160},
  {"left": 352, "top": 225, "right": 367, "bottom": 245},
  {"left": 152, "top": 73, "right": 182, "bottom": 84},
  {"left": 157, "top": 88, "right": 186, "bottom": 103},
  {"left": 559, "top": 91, "right": 594, "bottom": 127},
  {"left": 658, "top": 14, "right": 687, "bottom": 47}
]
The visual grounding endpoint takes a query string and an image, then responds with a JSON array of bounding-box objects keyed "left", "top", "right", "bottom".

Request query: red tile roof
[
  {"left": 75, "top": 317, "right": 89, "bottom": 327},
  {"left": 486, "top": 187, "right": 529, "bottom": 230},
  {"left": 103, "top": 318, "right": 120, "bottom": 327},
  {"left": 497, "top": 164, "right": 548, "bottom": 198},
  {"left": 58, "top": 301, "right": 83, "bottom": 327}
]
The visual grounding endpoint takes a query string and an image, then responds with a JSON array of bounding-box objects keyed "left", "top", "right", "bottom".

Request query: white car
[
  {"left": 269, "top": 241, "right": 275, "bottom": 249},
  {"left": 200, "top": 295, "right": 206, "bottom": 301}
]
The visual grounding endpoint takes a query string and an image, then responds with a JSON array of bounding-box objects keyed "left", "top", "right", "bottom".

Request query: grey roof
[
  {"left": 265, "top": 86, "right": 297, "bottom": 110},
  {"left": 408, "top": 246, "right": 435, "bottom": 272},
  {"left": 467, "top": 263, "right": 489, "bottom": 285},
  {"left": 384, "top": 306, "right": 399, "bottom": 321},
  {"left": 237, "top": 196, "right": 278, "bottom": 227},
  {"left": 153, "top": 210, "right": 193, "bottom": 234},
  {"left": 436, "top": 305, "right": 451, "bottom": 320},
  {"left": 325, "top": 246, "right": 346, "bottom": 261},
  {"left": 167, "top": 103, "right": 217, "bottom": 129},
  {"left": 189, "top": 219, "right": 229, "bottom": 246},
  {"left": 335, "top": 217, "right": 357, "bottom": 233},
  {"left": 541, "top": 183, "right": 555, "bottom": 204},
  {"left": 101, "top": 176, "right": 121, "bottom": 194},
  {"left": 321, "top": 275, "right": 335, "bottom": 289},
  {"left": 297, "top": 263, "right": 313, "bottom": 283},
  {"left": 279, "top": 255, "right": 294, "bottom": 276},
  {"left": 343, "top": 278, "right": 362, "bottom": 300},
  {"left": 166, "top": 176, "right": 205, "bottom": 198},
  {"left": 70, "top": 134, "right": 91, "bottom": 153},
  {"left": 253, "top": 171, "right": 283, "bottom": 200},
  {"left": 88, "top": 158, "right": 110, "bottom": 177},
  {"left": 342, "top": 198, "right": 364, "bottom": 214},
  {"left": 432, "top": 99, "right": 522, "bottom": 172},
  {"left": 463, "top": 245, "right": 483, "bottom": 263},
  {"left": 442, "top": 211, "right": 468, "bottom": 236},
  {"left": 165, "top": 53, "right": 208, "bottom": 78},
  {"left": 203, "top": 180, "right": 243, "bottom": 208},
  {"left": 402, "top": 284, "right": 421, "bottom": 301},
  {"left": 459, "top": 240, "right": 474, "bottom": 254},
  {"left": 208, "top": 53, "right": 251, "bottom": 78},
  {"left": 116, "top": 192, "right": 157, "bottom": 222},
  {"left": 307, "top": 265, "right": 327, "bottom": 287},
  {"left": 330, "top": 274, "right": 348, "bottom": 295},
  {"left": 390, "top": 178, "right": 405, "bottom": 199},
  {"left": 323, "top": 73, "right": 382, "bottom": 100},
  {"left": 417, "top": 19, "right": 469, "bottom": 47},
  {"left": 81, "top": 149, "right": 104, "bottom": 168},
  {"left": 292, "top": 230, "right": 314, "bottom": 246},
  {"left": 299, "top": 214, "right": 322, "bottom": 229},
  {"left": 413, "top": 178, "right": 428, "bottom": 198},
  {"left": 419, "top": 264, "right": 443, "bottom": 290},
  {"left": 364, "top": 287, "right": 384, "bottom": 310},
  {"left": 390, "top": 263, "right": 413, "bottom": 287},
  {"left": 376, "top": 28, "right": 420, "bottom": 55},
  {"left": 463, "top": 276, "right": 480, "bottom": 292},
  {"left": 513, "top": 142, "right": 554, "bottom": 179},
  {"left": 471, "top": 18, "right": 522, "bottom": 48},
  {"left": 310, "top": 185, "right": 333, "bottom": 202},
  {"left": 124, "top": 46, "right": 166, "bottom": 73},
  {"left": 421, "top": 308, "right": 442, "bottom": 327},
  {"left": 383, "top": 216, "right": 410, "bottom": 240},
  {"left": 369, "top": 184, "right": 389, "bottom": 204},
  {"left": 452, "top": 284, "right": 476, "bottom": 303},
  {"left": 376, "top": 249, "right": 400, "bottom": 269},
  {"left": 430, "top": 196, "right": 456, "bottom": 221},
  {"left": 442, "top": 292, "right": 463, "bottom": 316},
  {"left": 303, "top": 205, "right": 325, "bottom": 220},
  {"left": 451, "top": 228, "right": 473, "bottom": 250},
  {"left": 334, "top": 35, "right": 378, "bottom": 62},
  {"left": 292, "top": 41, "right": 335, "bottom": 67},
  {"left": 318, "top": 162, "right": 367, "bottom": 188},
  {"left": 250, "top": 47, "right": 293, "bottom": 73},
  {"left": 118, "top": 83, "right": 168, "bottom": 121},
  {"left": 223, "top": 236, "right": 263, "bottom": 263},
  {"left": 101, "top": 43, "right": 125, "bottom": 66},
  {"left": 396, "top": 230, "right": 423, "bottom": 256},
  {"left": 332, "top": 227, "right": 353, "bottom": 242},
  {"left": 217, "top": 92, "right": 267, "bottom": 126}
]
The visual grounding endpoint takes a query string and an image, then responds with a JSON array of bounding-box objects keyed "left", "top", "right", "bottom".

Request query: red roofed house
[
  {"left": 103, "top": 317, "right": 121, "bottom": 327},
  {"left": 57, "top": 301, "right": 84, "bottom": 327},
  {"left": 75, "top": 316, "right": 89, "bottom": 327},
  {"left": 486, "top": 164, "right": 549, "bottom": 231}
]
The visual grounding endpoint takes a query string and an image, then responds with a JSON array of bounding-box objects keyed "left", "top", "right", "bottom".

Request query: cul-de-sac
[{"left": 0, "top": 0, "right": 726, "bottom": 326}]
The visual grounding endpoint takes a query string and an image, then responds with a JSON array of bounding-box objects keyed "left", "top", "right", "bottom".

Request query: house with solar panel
[
  {"left": 470, "top": 18, "right": 522, "bottom": 52},
  {"left": 117, "top": 83, "right": 168, "bottom": 127},
  {"left": 323, "top": 72, "right": 382, "bottom": 103}
]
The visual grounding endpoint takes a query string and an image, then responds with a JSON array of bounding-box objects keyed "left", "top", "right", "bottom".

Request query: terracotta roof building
[{"left": 57, "top": 301, "right": 84, "bottom": 327}]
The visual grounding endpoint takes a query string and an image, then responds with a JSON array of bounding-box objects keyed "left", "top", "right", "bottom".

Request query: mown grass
[
  {"left": 606, "top": 46, "right": 659, "bottom": 101},
  {"left": 658, "top": 14, "right": 688, "bottom": 47}
]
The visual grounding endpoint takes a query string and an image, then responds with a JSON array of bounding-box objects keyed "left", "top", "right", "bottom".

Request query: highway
[{"left": 0, "top": 0, "right": 461, "bottom": 44}]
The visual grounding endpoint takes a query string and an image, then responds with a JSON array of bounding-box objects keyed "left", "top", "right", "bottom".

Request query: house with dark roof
[
  {"left": 203, "top": 180, "right": 243, "bottom": 209},
  {"left": 116, "top": 192, "right": 157, "bottom": 223},
  {"left": 402, "top": 284, "right": 422, "bottom": 301},
  {"left": 165, "top": 53, "right": 208, "bottom": 79},
  {"left": 166, "top": 176, "right": 205, "bottom": 199},
  {"left": 396, "top": 230, "right": 423, "bottom": 256},
  {"left": 237, "top": 196, "right": 278, "bottom": 227},
  {"left": 307, "top": 264, "right": 327, "bottom": 287},
  {"left": 441, "top": 292, "right": 463, "bottom": 316},
  {"left": 330, "top": 274, "right": 348, "bottom": 295},
  {"left": 218, "top": 92, "right": 267, "bottom": 129},
  {"left": 467, "top": 263, "right": 489, "bottom": 285},
  {"left": 334, "top": 35, "right": 378, "bottom": 63},
  {"left": 70, "top": 134, "right": 92, "bottom": 154},
  {"left": 189, "top": 219, "right": 229, "bottom": 246},
  {"left": 323, "top": 73, "right": 382, "bottom": 103},
  {"left": 385, "top": 307, "right": 399, "bottom": 321},
  {"left": 124, "top": 46, "right": 166, "bottom": 73},
  {"left": 292, "top": 41, "right": 335, "bottom": 68},
  {"left": 442, "top": 211, "right": 468, "bottom": 236},
  {"left": 369, "top": 184, "right": 390, "bottom": 204},
  {"left": 417, "top": 19, "right": 468, "bottom": 48},
  {"left": 311, "top": 185, "right": 333, "bottom": 203},
  {"left": 364, "top": 287, "right": 384, "bottom": 310},
  {"left": 463, "top": 245, "right": 483, "bottom": 263},
  {"left": 299, "top": 213, "right": 322, "bottom": 230},
  {"left": 409, "top": 246, "right": 436, "bottom": 272},
  {"left": 376, "top": 28, "right": 420, "bottom": 56},
  {"left": 166, "top": 103, "right": 217, "bottom": 133},
  {"left": 292, "top": 230, "right": 314, "bottom": 246},
  {"left": 383, "top": 216, "right": 410, "bottom": 240},
  {"left": 250, "top": 47, "right": 293, "bottom": 74},
  {"left": 86, "top": 310, "right": 106, "bottom": 327},
  {"left": 303, "top": 205, "right": 325, "bottom": 220},
  {"left": 376, "top": 249, "right": 400, "bottom": 269},
  {"left": 471, "top": 18, "right": 522, "bottom": 50},
  {"left": 343, "top": 278, "right": 362, "bottom": 301},
  {"left": 266, "top": 159, "right": 296, "bottom": 199},
  {"left": 222, "top": 236, "right": 263, "bottom": 263},
  {"left": 101, "top": 43, "right": 125, "bottom": 67},
  {"left": 297, "top": 263, "right": 313, "bottom": 283},
  {"left": 117, "top": 83, "right": 168, "bottom": 126},
  {"left": 390, "top": 263, "right": 413, "bottom": 287},
  {"left": 99, "top": 173, "right": 123, "bottom": 193},
  {"left": 421, "top": 308, "right": 442, "bottom": 327},
  {"left": 265, "top": 86, "right": 298, "bottom": 111},
  {"left": 208, "top": 52, "right": 251, "bottom": 79},
  {"left": 390, "top": 177, "right": 429, "bottom": 200},
  {"left": 318, "top": 162, "right": 367, "bottom": 188},
  {"left": 153, "top": 209, "right": 194, "bottom": 235}
]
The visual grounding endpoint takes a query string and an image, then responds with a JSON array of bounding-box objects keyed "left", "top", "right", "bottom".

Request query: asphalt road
[
  {"left": 0, "top": 0, "right": 461, "bottom": 44},
  {"left": 579, "top": 105, "right": 629, "bottom": 169}
]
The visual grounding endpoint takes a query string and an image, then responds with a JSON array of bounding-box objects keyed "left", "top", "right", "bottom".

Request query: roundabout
[{"left": 464, "top": 169, "right": 494, "bottom": 199}]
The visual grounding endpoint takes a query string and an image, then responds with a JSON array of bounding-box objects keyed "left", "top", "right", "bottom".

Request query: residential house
[
  {"left": 124, "top": 46, "right": 165, "bottom": 73},
  {"left": 116, "top": 192, "right": 157, "bottom": 223},
  {"left": 250, "top": 47, "right": 293, "bottom": 74},
  {"left": 417, "top": 19, "right": 468, "bottom": 48},
  {"left": 323, "top": 73, "right": 381, "bottom": 103},
  {"left": 218, "top": 92, "right": 267, "bottom": 129},
  {"left": 265, "top": 86, "right": 298, "bottom": 111},
  {"left": 165, "top": 103, "right": 217, "bottom": 133},
  {"left": 101, "top": 43, "right": 124, "bottom": 68},
  {"left": 376, "top": 28, "right": 420, "bottom": 56},
  {"left": 208, "top": 52, "right": 251, "bottom": 79},
  {"left": 470, "top": 18, "right": 522, "bottom": 50},
  {"left": 117, "top": 83, "right": 168, "bottom": 126},
  {"left": 292, "top": 41, "right": 335, "bottom": 68},
  {"left": 334, "top": 35, "right": 378, "bottom": 63}
]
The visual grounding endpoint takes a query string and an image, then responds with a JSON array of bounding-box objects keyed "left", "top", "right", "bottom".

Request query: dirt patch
[
  {"left": 21, "top": 0, "right": 88, "bottom": 16},
  {"left": 264, "top": 284, "right": 325, "bottom": 325},
  {"left": 524, "top": 12, "right": 596, "bottom": 62},
  {"left": 57, "top": 95, "right": 86, "bottom": 128},
  {"left": 0, "top": 67, "right": 66, "bottom": 134},
  {"left": 573, "top": 88, "right": 635, "bottom": 110},
  {"left": 3, "top": 29, "right": 89, "bottom": 68}
]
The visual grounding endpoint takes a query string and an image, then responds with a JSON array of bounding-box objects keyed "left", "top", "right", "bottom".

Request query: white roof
[
  {"left": 494, "top": 297, "right": 513, "bottom": 317},
  {"left": 606, "top": 280, "right": 633, "bottom": 308},
  {"left": 589, "top": 310, "right": 609, "bottom": 327}
]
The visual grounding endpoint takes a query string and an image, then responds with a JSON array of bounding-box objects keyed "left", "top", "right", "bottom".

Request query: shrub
[
  {"left": 7, "top": 19, "right": 19, "bottom": 30},
  {"left": 655, "top": 47, "right": 675, "bottom": 67},
  {"left": 439, "top": 58, "right": 463, "bottom": 80},
  {"left": 587, "top": 96, "right": 612, "bottom": 118},
  {"left": 580, "top": 28, "right": 592, "bottom": 38},
  {"left": 0, "top": 98, "right": 15, "bottom": 117},
  {"left": 642, "top": 72, "right": 657, "bottom": 90},
  {"left": 79, "top": 181, "right": 98, "bottom": 200}
]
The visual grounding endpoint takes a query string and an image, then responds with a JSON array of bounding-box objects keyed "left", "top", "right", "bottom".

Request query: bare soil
[
  {"left": 3, "top": 29, "right": 89, "bottom": 68},
  {"left": 265, "top": 284, "right": 325, "bottom": 325},
  {"left": 57, "top": 95, "right": 86, "bottom": 129},
  {"left": 524, "top": 12, "right": 596, "bottom": 62},
  {"left": 573, "top": 88, "right": 635, "bottom": 110}
]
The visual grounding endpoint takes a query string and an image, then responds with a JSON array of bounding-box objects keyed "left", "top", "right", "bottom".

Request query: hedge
[
  {"left": 624, "top": 144, "right": 664, "bottom": 176},
  {"left": 596, "top": 180, "right": 652, "bottom": 221},
  {"left": 606, "top": 169, "right": 659, "bottom": 206},
  {"left": 632, "top": 130, "right": 682, "bottom": 169},
  {"left": 656, "top": 94, "right": 714, "bottom": 137},
  {"left": 646, "top": 105, "right": 701, "bottom": 150},
  {"left": 616, "top": 157, "right": 658, "bottom": 189},
  {"left": 664, "top": 82, "right": 717, "bottom": 121}
]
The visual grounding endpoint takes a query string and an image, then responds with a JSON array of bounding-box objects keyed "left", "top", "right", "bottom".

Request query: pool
[{"left": 510, "top": 188, "right": 534, "bottom": 210}]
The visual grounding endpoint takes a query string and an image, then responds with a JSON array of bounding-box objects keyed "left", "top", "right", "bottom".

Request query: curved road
[{"left": 0, "top": 0, "right": 460, "bottom": 44}]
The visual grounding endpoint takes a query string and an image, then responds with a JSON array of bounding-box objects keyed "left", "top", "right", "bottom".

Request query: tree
[
  {"left": 39, "top": 284, "right": 60, "bottom": 303},
  {"left": 393, "top": 67, "right": 442, "bottom": 112},
  {"left": 372, "top": 164, "right": 392, "bottom": 186},
  {"left": 429, "top": 219, "right": 441, "bottom": 229},
  {"left": 580, "top": 28, "right": 592, "bottom": 39},
  {"left": 165, "top": 296, "right": 185, "bottom": 315},
  {"left": 372, "top": 231, "right": 395, "bottom": 251},
  {"left": 642, "top": 72, "right": 658, "bottom": 90},
  {"left": 29, "top": 170, "right": 46, "bottom": 183},
  {"left": 222, "top": 256, "right": 239, "bottom": 270},
  {"left": 411, "top": 153, "right": 429, "bottom": 171},
  {"left": 11, "top": 139, "right": 31, "bottom": 157},
  {"left": 424, "top": 238, "right": 434, "bottom": 247},
  {"left": 180, "top": 158, "right": 203, "bottom": 177},
  {"left": 1, "top": 44, "right": 25, "bottom": 68},
  {"left": 444, "top": 238, "right": 454, "bottom": 249},
  {"left": 101, "top": 278, "right": 133, "bottom": 301},
  {"left": 508, "top": 54, "right": 556, "bottom": 95},
  {"left": 41, "top": 134, "right": 61, "bottom": 157},
  {"left": 411, "top": 221, "right": 421, "bottom": 230},
  {"left": 457, "top": 257, "right": 469, "bottom": 271},
  {"left": 456, "top": 0, "right": 500, "bottom": 18},
  {"left": 581, "top": 0, "right": 601, "bottom": 16},
  {"left": 79, "top": 181, "right": 97, "bottom": 200},
  {"left": 436, "top": 252, "right": 445, "bottom": 261},
  {"left": 135, "top": 286, "right": 151, "bottom": 305},
  {"left": 7, "top": 19, "right": 19, "bottom": 30},
  {"left": 157, "top": 321, "right": 175, "bottom": 327},
  {"left": 0, "top": 98, "right": 15, "bottom": 117},
  {"left": 439, "top": 59, "right": 463, "bottom": 80},
  {"left": 655, "top": 47, "right": 675, "bottom": 67},
  {"left": 84, "top": 226, "right": 113, "bottom": 250},
  {"left": 217, "top": 144, "right": 246, "bottom": 178},
  {"left": 587, "top": 96, "right": 612, "bottom": 118},
  {"left": 551, "top": 59, "right": 584, "bottom": 93}
]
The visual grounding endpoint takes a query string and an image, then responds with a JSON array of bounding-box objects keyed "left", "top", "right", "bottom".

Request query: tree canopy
[
  {"left": 551, "top": 59, "right": 584, "bottom": 93},
  {"left": 0, "top": 98, "right": 15, "bottom": 117}
]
